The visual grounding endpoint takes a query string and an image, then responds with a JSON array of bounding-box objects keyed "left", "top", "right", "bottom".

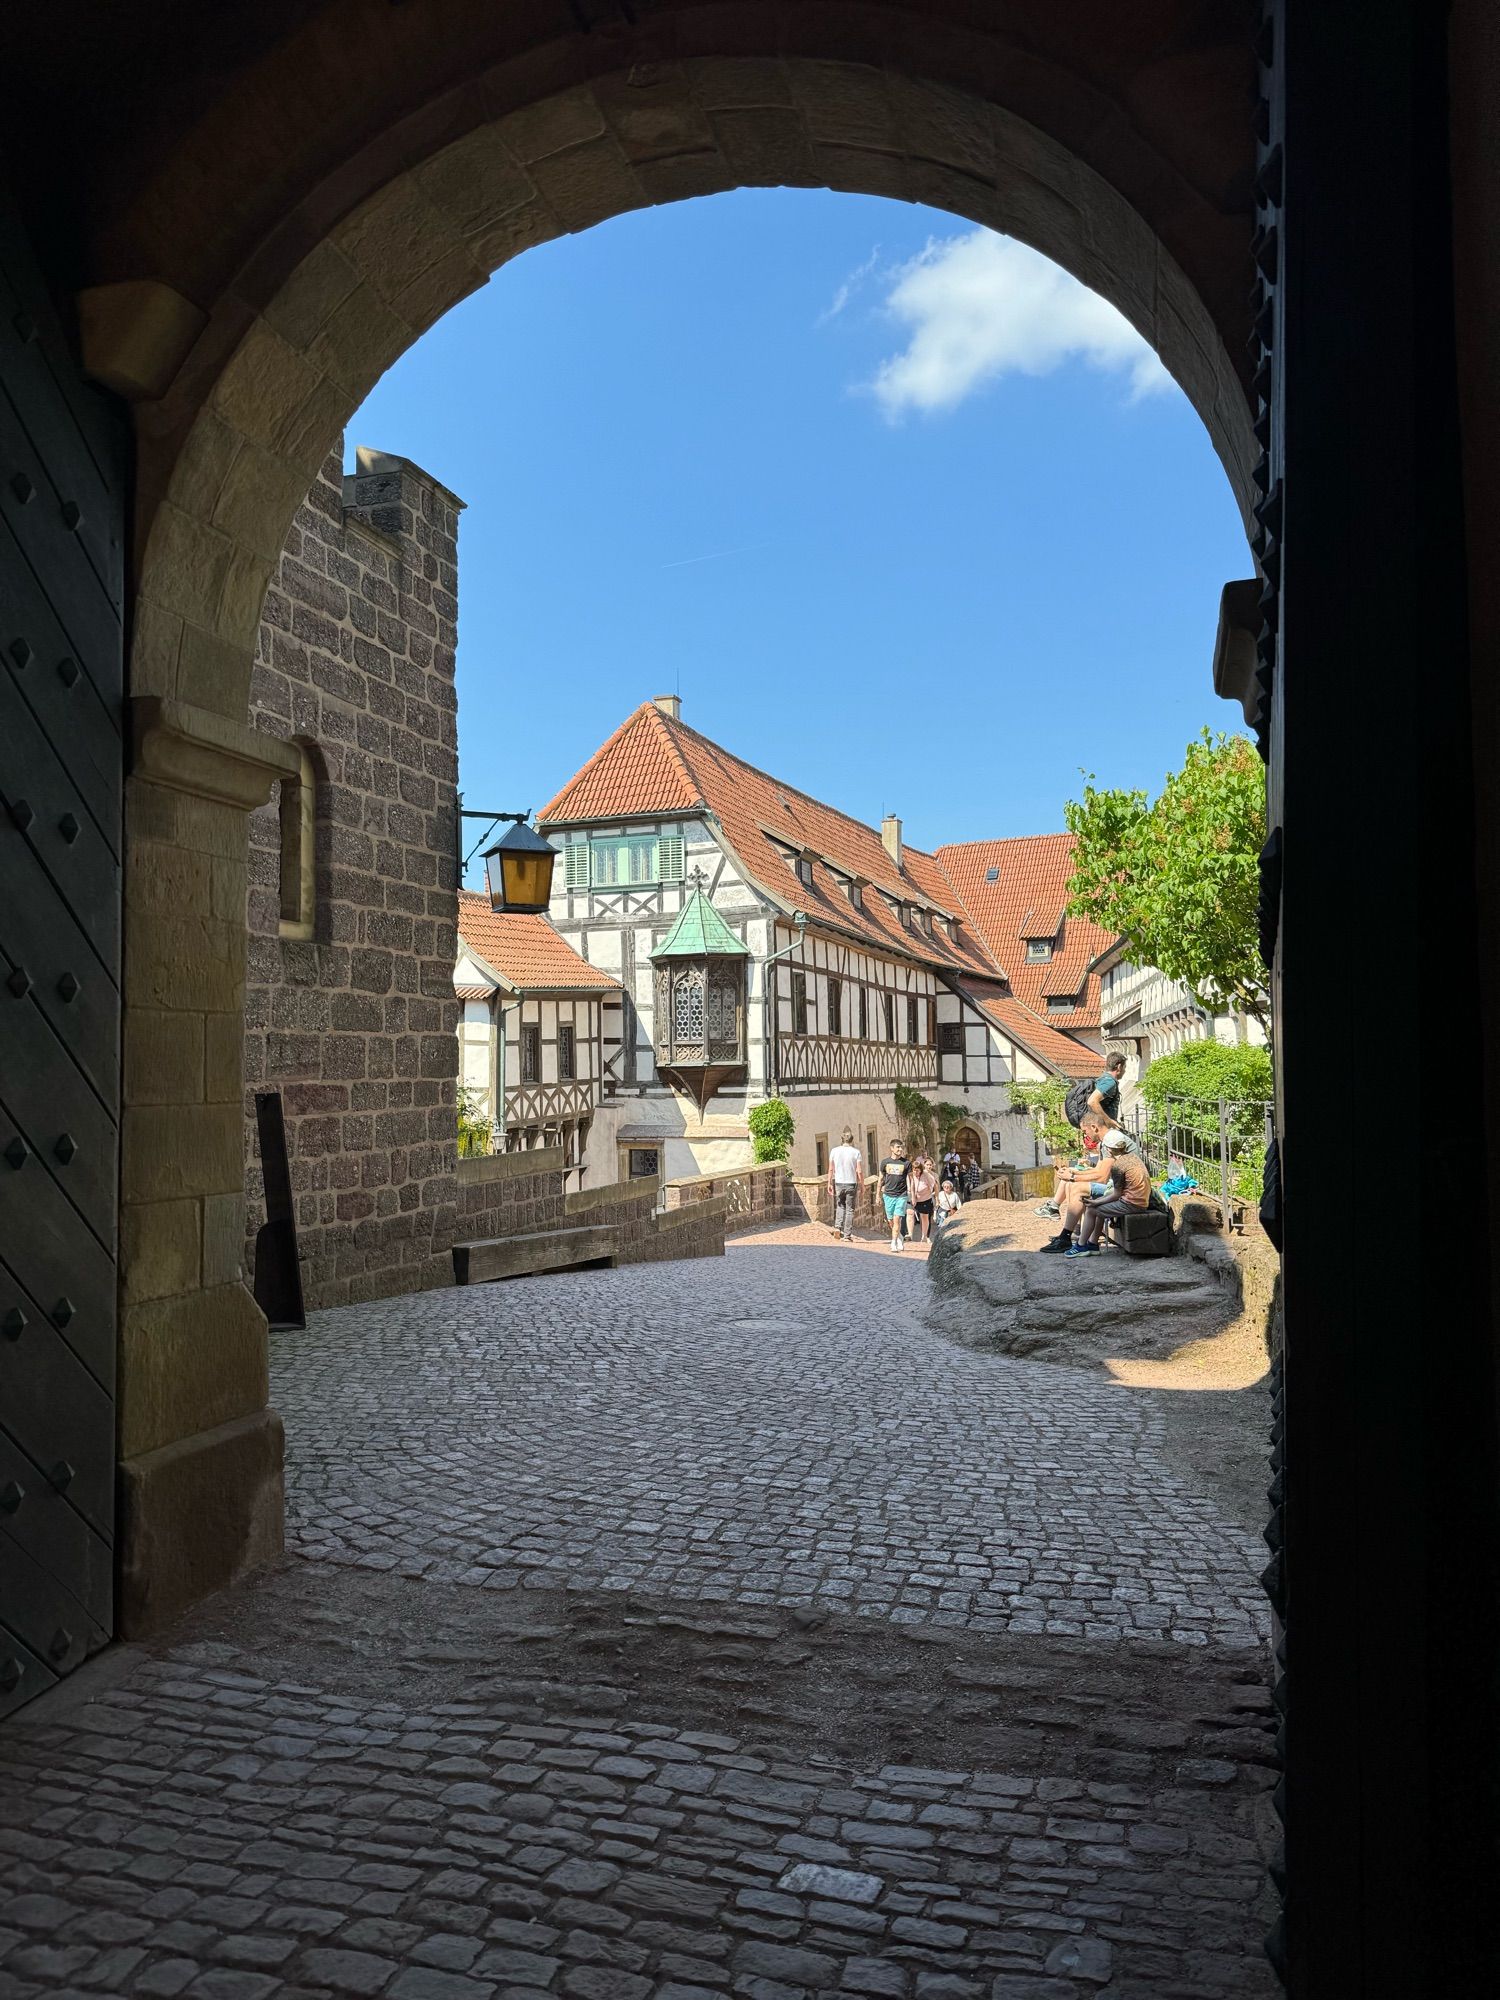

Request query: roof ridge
[
  {"left": 661, "top": 711, "right": 947, "bottom": 879},
  {"left": 936, "top": 830, "right": 1074, "bottom": 859},
  {"left": 537, "top": 702, "right": 704, "bottom": 823}
]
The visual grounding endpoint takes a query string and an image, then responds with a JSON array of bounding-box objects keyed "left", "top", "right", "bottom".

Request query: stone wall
[
  {"left": 664, "top": 1161, "right": 786, "bottom": 1233},
  {"left": 457, "top": 1148, "right": 568, "bottom": 1246},
  {"left": 243, "top": 443, "right": 463, "bottom": 1309},
  {"left": 454, "top": 1152, "right": 726, "bottom": 1271}
]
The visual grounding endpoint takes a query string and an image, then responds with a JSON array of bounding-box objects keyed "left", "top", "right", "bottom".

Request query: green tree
[
  {"left": 1064, "top": 729, "right": 1268, "bottom": 1034},
  {"left": 747, "top": 1097, "right": 795, "bottom": 1164},
  {"left": 1006, "top": 1076, "right": 1076, "bottom": 1161}
]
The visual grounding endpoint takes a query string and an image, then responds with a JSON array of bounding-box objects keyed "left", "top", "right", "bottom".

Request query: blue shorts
[{"left": 883, "top": 1193, "right": 909, "bottom": 1219}]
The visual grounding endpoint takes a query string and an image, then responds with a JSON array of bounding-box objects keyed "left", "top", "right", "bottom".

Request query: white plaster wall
[
  {"left": 458, "top": 997, "right": 493, "bottom": 1115},
  {"left": 581, "top": 1098, "right": 755, "bottom": 1186}
]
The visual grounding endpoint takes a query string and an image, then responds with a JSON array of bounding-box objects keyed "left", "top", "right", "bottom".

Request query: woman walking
[{"left": 907, "top": 1153, "right": 938, "bottom": 1243}]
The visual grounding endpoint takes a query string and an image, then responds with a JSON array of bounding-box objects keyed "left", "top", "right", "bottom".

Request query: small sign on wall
[{"left": 990, "top": 1132, "right": 1004, "bottom": 1151}]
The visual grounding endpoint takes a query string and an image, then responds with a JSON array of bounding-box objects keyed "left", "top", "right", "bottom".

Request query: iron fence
[{"left": 1127, "top": 1094, "right": 1275, "bottom": 1232}]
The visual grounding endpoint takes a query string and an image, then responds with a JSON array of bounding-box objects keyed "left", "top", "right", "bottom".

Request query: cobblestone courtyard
[{"left": 0, "top": 1239, "right": 1278, "bottom": 1998}]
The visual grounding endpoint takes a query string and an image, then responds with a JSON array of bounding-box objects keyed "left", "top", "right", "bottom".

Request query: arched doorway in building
[{"left": 949, "top": 1121, "right": 986, "bottom": 1187}]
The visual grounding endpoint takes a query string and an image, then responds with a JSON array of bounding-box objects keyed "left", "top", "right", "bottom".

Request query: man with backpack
[{"left": 1087, "top": 1052, "right": 1128, "bottom": 1129}]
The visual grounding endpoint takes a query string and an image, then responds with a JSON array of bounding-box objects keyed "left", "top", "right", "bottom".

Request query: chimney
[
  {"left": 653, "top": 693, "right": 681, "bottom": 721},
  {"left": 881, "top": 814, "right": 903, "bottom": 869}
]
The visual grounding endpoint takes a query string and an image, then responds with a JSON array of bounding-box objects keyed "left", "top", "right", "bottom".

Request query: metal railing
[{"left": 1135, "top": 1094, "right": 1274, "bottom": 1232}]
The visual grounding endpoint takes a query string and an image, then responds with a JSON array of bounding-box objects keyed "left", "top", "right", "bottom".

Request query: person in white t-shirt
[
  {"left": 936, "top": 1179, "right": 962, "bottom": 1228},
  {"left": 826, "top": 1127, "right": 866, "bottom": 1242}
]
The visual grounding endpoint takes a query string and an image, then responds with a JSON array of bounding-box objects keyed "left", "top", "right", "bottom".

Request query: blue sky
[{"left": 346, "top": 190, "right": 1249, "bottom": 885}]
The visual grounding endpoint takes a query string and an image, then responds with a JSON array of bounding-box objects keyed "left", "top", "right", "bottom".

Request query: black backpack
[{"left": 1064, "top": 1076, "right": 1095, "bottom": 1128}]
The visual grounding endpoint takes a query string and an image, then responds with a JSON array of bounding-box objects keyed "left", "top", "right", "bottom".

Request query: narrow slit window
[{"left": 278, "top": 741, "right": 317, "bottom": 941}]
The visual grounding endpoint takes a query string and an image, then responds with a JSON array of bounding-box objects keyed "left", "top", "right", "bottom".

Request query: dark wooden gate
[{"left": 0, "top": 208, "right": 126, "bottom": 1717}]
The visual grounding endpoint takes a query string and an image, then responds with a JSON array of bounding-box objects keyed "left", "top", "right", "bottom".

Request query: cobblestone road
[
  {"left": 0, "top": 1240, "right": 1277, "bottom": 1999},
  {"left": 280, "top": 1246, "right": 1268, "bottom": 1648}
]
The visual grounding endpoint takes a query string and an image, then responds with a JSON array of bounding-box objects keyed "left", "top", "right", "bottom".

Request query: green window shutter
[
  {"left": 659, "top": 835, "right": 685, "bottom": 881},
  {"left": 565, "top": 844, "right": 589, "bottom": 890}
]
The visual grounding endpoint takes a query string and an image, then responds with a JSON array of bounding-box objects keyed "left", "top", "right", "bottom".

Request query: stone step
[{"left": 452, "top": 1223, "right": 619, "bottom": 1285}]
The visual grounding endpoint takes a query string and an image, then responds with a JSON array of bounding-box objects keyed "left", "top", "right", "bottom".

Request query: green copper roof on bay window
[{"left": 652, "top": 886, "right": 749, "bottom": 958}]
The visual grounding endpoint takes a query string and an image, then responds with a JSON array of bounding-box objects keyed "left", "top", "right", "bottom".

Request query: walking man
[
  {"left": 827, "top": 1127, "right": 865, "bottom": 1243},
  {"left": 1088, "top": 1051, "right": 1129, "bottom": 1131},
  {"left": 879, "top": 1140, "right": 913, "bottom": 1252}
]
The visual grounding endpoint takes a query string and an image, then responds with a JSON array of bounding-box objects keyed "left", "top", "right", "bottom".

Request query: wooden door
[{"left": 0, "top": 207, "right": 126, "bottom": 1717}]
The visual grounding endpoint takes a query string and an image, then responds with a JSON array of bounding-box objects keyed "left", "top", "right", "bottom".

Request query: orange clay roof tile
[
  {"left": 935, "top": 834, "right": 1116, "bottom": 1031},
  {"left": 959, "top": 985, "right": 1103, "bottom": 1077},
  {"left": 539, "top": 704, "right": 1004, "bottom": 981},
  {"left": 455, "top": 896, "right": 619, "bottom": 994}
]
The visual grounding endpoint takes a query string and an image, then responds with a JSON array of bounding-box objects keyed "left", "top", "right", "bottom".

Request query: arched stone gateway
[
  {"left": 100, "top": 35, "right": 1264, "bottom": 1656},
  {"left": 1, "top": 5, "right": 1496, "bottom": 1993}
]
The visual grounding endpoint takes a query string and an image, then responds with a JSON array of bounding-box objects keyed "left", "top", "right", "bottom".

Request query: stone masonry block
[
  {"left": 125, "top": 1103, "right": 244, "bottom": 1203},
  {"left": 118, "top": 1408, "right": 284, "bottom": 1637},
  {"left": 118, "top": 1279, "right": 269, "bottom": 1460}
]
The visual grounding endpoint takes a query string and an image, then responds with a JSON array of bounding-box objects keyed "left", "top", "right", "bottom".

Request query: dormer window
[
  {"left": 1025, "top": 939, "right": 1054, "bottom": 962},
  {"left": 795, "top": 853, "right": 815, "bottom": 888},
  {"left": 898, "top": 903, "right": 913, "bottom": 929},
  {"left": 1046, "top": 993, "right": 1079, "bottom": 1012}
]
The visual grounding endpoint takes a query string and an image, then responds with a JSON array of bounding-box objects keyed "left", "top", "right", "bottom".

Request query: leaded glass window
[
  {"left": 673, "top": 969, "right": 705, "bottom": 1042},
  {"left": 707, "top": 973, "right": 741, "bottom": 1055}
]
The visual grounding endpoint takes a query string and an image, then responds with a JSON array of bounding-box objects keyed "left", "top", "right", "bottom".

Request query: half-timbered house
[
  {"left": 535, "top": 698, "right": 1102, "bottom": 1183},
  {"left": 453, "top": 896, "right": 618, "bottom": 1190}
]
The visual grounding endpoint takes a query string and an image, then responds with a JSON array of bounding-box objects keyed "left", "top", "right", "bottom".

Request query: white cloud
[
  {"left": 818, "top": 244, "right": 882, "bottom": 326},
  {"left": 862, "top": 229, "right": 1173, "bottom": 419}
]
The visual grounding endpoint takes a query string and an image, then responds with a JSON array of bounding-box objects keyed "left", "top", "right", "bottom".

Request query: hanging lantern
[{"left": 482, "top": 819, "right": 557, "bottom": 914}]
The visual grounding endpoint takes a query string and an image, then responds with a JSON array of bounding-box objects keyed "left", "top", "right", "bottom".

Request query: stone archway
[
  {"left": 98, "top": 31, "right": 1259, "bottom": 1637},
  {"left": 12, "top": 5, "right": 1500, "bottom": 1990}
]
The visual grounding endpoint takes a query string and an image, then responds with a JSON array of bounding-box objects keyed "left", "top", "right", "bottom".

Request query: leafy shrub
[
  {"left": 1006, "top": 1076, "right": 1077, "bottom": 1160},
  {"left": 748, "top": 1096, "right": 795, "bottom": 1164},
  {"left": 1137, "top": 1039, "right": 1273, "bottom": 1204},
  {"left": 1137, "top": 1039, "right": 1272, "bottom": 1111},
  {"left": 456, "top": 1084, "right": 492, "bottom": 1158}
]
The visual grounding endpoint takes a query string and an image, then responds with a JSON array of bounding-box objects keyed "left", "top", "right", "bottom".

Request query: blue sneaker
[{"left": 1065, "top": 1242, "right": 1101, "bottom": 1257}]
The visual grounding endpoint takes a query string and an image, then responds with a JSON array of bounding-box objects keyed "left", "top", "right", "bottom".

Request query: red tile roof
[
  {"left": 538, "top": 701, "right": 705, "bottom": 822},
  {"left": 935, "top": 834, "right": 1116, "bottom": 1032},
  {"left": 455, "top": 896, "right": 619, "bottom": 994},
  {"left": 539, "top": 704, "right": 1003, "bottom": 981},
  {"left": 960, "top": 984, "right": 1103, "bottom": 1078}
]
